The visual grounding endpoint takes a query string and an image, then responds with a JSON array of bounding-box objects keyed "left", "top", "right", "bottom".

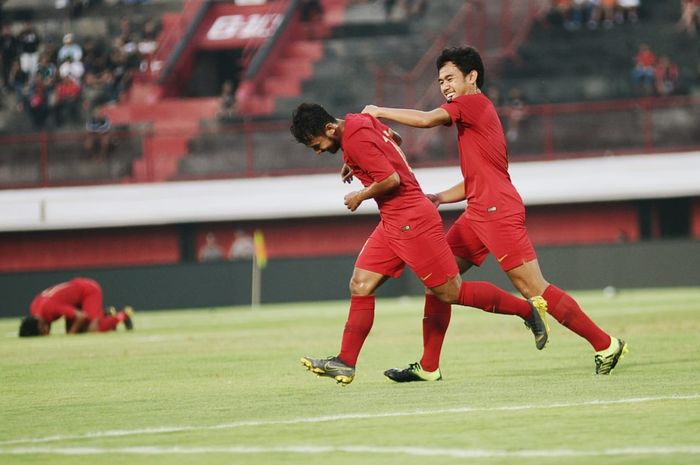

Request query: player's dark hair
[
  {"left": 436, "top": 46, "right": 485, "bottom": 88},
  {"left": 290, "top": 103, "right": 337, "bottom": 145},
  {"left": 19, "top": 316, "right": 40, "bottom": 337}
]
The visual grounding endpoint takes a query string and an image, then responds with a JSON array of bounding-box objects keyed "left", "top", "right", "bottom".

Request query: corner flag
[{"left": 253, "top": 229, "right": 267, "bottom": 269}]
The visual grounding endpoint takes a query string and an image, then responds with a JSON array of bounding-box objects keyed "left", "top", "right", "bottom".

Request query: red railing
[
  {"left": 1, "top": 95, "right": 699, "bottom": 189},
  {"left": 373, "top": 0, "right": 544, "bottom": 153},
  {"left": 148, "top": 0, "right": 208, "bottom": 82}
]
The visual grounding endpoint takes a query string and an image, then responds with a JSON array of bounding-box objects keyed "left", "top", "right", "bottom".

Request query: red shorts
[
  {"left": 355, "top": 220, "right": 459, "bottom": 288},
  {"left": 446, "top": 212, "right": 537, "bottom": 271}
]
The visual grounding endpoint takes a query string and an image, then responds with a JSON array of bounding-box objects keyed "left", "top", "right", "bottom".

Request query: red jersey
[
  {"left": 441, "top": 93, "right": 525, "bottom": 221},
  {"left": 341, "top": 113, "right": 439, "bottom": 237},
  {"left": 30, "top": 278, "right": 101, "bottom": 322}
]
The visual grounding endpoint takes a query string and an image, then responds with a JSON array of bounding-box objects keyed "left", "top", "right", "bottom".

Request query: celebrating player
[
  {"left": 290, "top": 102, "right": 549, "bottom": 385},
  {"left": 362, "top": 46, "right": 628, "bottom": 376},
  {"left": 18, "top": 277, "right": 134, "bottom": 337}
]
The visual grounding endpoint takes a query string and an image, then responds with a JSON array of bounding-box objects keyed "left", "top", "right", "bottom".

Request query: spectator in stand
[
  {"left": 631, "top": 43, "right": 656, "bottom": 95},
  {"left": 8, "top": 59, "right": 28, "bottom": 106},
  {"left": 57, "top": 33, "right": 83, "bottom": 63},
  {"left": 55, "top": 0, "right": 88, "bottom": 19},
  {"left": 617, "top": 0, "right": 639, "bottom": 23},
  {"left": 589, "top": 0, "right": 617, "bottom": 29},
  {"left": 19, "top": 277, "right": 133, "bottom": 337},
  {"left": 678, "top": 0, "right": 700, "bottom": 36},
  {"left": 116, "top": 17, "right": 138, "bottom": 56},
  {"left": 109, "top": 40, "right": 138, "bottom": 96},
  {"left": 229, "top": 229, "right": 255, "bottom": 260},
  {"left": 24, "top": 73, "right": 49, "bottom": 129},
  {"left": 137, "top": 19, "right": 158, "bottom": 72},
  {"left": 35, "top": 52, "right": 56, "bottom": 89},
  {"left": 137, "top": 19, "right": 158, "bottom": 56},
  {"left": 58, "top": 55, "right": 85, "bottom": 84},
  {"left": 0, "top": 24, "right": 18, "bottom": 93},
  {"left": 654, "top": 55, "right": 680, "bottom": 97},
  {"left": 565, "top": 0, "right": 594, "bottom": 30},
  {"left": 35, "top": 53, "right": 56, "bottom": 120},
  {"left": 84, "top": 110, "right": 114, "bottom": 159},
  {"left": 547, "top": 0, "right": 572, "bottom": 27},
  {"left": 53, "top": 74, "right": 82, "bottom": 126},
  {"left": 198, "top": 232, "right": 225, "bottom": 262},
  {"left": 299, "top": 0, "right": 323, "bottom": 39},
  {"left": 217, "top": 80, "right": 238, "bottom": 121},
  {"left": 82, "top": 70, "right": 108, "bottom": 112},
  {"left": 300, "top": 0, "right": 323, "bottom": 21},
  {"left": 17, "top": 21, "right": 41, "bottom": 77},
  {"left": 80, "top": 36, "right": 102, "bottom": 73}
]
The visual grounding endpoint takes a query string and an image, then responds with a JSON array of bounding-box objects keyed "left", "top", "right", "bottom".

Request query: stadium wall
[{"left": 1, "top": 238, "right": 698, "bottom": 318}]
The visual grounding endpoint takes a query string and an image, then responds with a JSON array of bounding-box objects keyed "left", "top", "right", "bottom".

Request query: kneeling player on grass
[
  {"left": 290, "top": 102, "right": 549, "bottom": 385},
  {"left": 18, "top": 277, "right": 134, "bottom": 337}
]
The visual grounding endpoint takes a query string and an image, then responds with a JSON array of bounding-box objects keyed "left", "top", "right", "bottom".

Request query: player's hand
[
  {"left": 426, "top": 193, "right": 441, "bottom": 207},
  {"left": 344, "top": 191, "right": 363, "bottom": 212},
  {"left": 340, "top": 163, "right": 354, "bottom": 183},
  {"left": 362, "top": 105, "right": 380, "bottom": 117}
]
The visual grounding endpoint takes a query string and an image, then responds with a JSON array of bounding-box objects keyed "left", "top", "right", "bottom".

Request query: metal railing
[{"left": 2, "top": 95, "right": 699, "bottom": 189}]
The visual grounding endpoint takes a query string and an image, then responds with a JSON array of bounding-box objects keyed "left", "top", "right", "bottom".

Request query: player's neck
[{"left": 335, "top": 119, "right": 345, "bottom": 138}]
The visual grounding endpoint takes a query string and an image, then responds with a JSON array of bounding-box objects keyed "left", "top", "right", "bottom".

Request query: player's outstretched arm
[{"left": 362, "top": 105, "right": 450, "bottom": 128}]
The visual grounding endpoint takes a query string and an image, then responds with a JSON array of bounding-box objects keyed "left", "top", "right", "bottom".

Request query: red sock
[
  {"left": 542, "top": 284, "right": 610, "bottom": 351},
  {"left": 420, "top": 294, "right": 451, "bottom": 372},
  {"left": 458, "top": 281, "right": 531, "bottom": 319},
  {"left": 338, "top": 295, "right": 375, "bottom": 367},
  {"left": 97, "top": 315, "right": 119, "bottom": 332}
]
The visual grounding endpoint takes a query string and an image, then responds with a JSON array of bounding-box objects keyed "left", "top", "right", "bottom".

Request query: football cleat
[
  {"left": 121, "top": 306, "right": 134, "bottom": 330},
  {"left": 524, "top": 296, "right": 550, "bottom": 350},
  {"left": 384, "top": 362, "right": 442, "bottom": 382},
  {"left": 301, "top": 355, "right": 355, "bottom": 385},
  {"left": 595, "top": 338, "right": 628, "bottom": 375}
]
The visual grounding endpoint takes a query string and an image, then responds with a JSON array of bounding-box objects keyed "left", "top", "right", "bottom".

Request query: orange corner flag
[{"left": 253, "top": 229, "right": 268, "bottom": 269}]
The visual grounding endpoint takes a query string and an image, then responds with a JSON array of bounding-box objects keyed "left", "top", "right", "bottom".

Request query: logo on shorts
[
  {"left": 420, "top": 273, "right": 433, "bottom": 281},
  {"left": 497, "top": 254, "right": 508, "bottom": 263}
]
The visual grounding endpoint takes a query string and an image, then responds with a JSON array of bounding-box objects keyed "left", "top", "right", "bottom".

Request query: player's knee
[
  {"left": 430, "top": 277, "right": 461, "bottom": 303},
  {"left": 349, "top": 277, "right": 373, "bottom": 296}
]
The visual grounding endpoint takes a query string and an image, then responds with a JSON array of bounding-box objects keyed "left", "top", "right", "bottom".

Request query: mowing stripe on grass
[
  {"left": 2, "top": 393, "right": 699, "bottom": 446},
  {"left": 2, "top": 445, "right": 700, "bottom": 458}
]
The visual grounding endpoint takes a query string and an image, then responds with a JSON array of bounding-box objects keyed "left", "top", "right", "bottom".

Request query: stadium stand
[{"left": 0, "top": 0, "right": 699, "bottom": 293}]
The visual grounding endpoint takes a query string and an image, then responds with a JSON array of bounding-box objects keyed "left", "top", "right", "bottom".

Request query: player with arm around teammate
[
  {"left": 363, "top": 46, "right": 628, "bottom": 376},
  {"left": 290, "top": 102, "right": 549, "bottom": 385}
]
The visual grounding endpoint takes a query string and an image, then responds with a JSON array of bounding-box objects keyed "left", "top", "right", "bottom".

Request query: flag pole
[{"left": 251, "top": 255, "right": 261, "bottom": 308}]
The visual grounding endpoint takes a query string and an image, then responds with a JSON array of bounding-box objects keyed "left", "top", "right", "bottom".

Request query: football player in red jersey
[
  {"left": 291, "top": 102, "right": 549, "bottom": 385},
  {"left": 19, "top": 277, "right": 133, "bottom": 337},
  {"left": 363, "top": 46, "right": 628, "bottom": 376}
]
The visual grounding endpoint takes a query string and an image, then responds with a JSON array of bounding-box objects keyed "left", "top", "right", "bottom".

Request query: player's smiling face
[{"left": 438, "top": 62, "right": 478, "bottom": 102}]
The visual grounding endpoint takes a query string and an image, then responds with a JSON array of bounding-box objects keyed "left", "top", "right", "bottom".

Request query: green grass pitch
[{"left": 1, "top": 287, "right": 699, "bottom": 465}]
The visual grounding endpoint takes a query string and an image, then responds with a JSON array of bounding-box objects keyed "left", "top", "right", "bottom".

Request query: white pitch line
[
  {"left": 2, "top": 393, "right": 699, "bottom": 446},
  {"left": 1, "top": 445, "right": 700, "bottom": 458}
]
